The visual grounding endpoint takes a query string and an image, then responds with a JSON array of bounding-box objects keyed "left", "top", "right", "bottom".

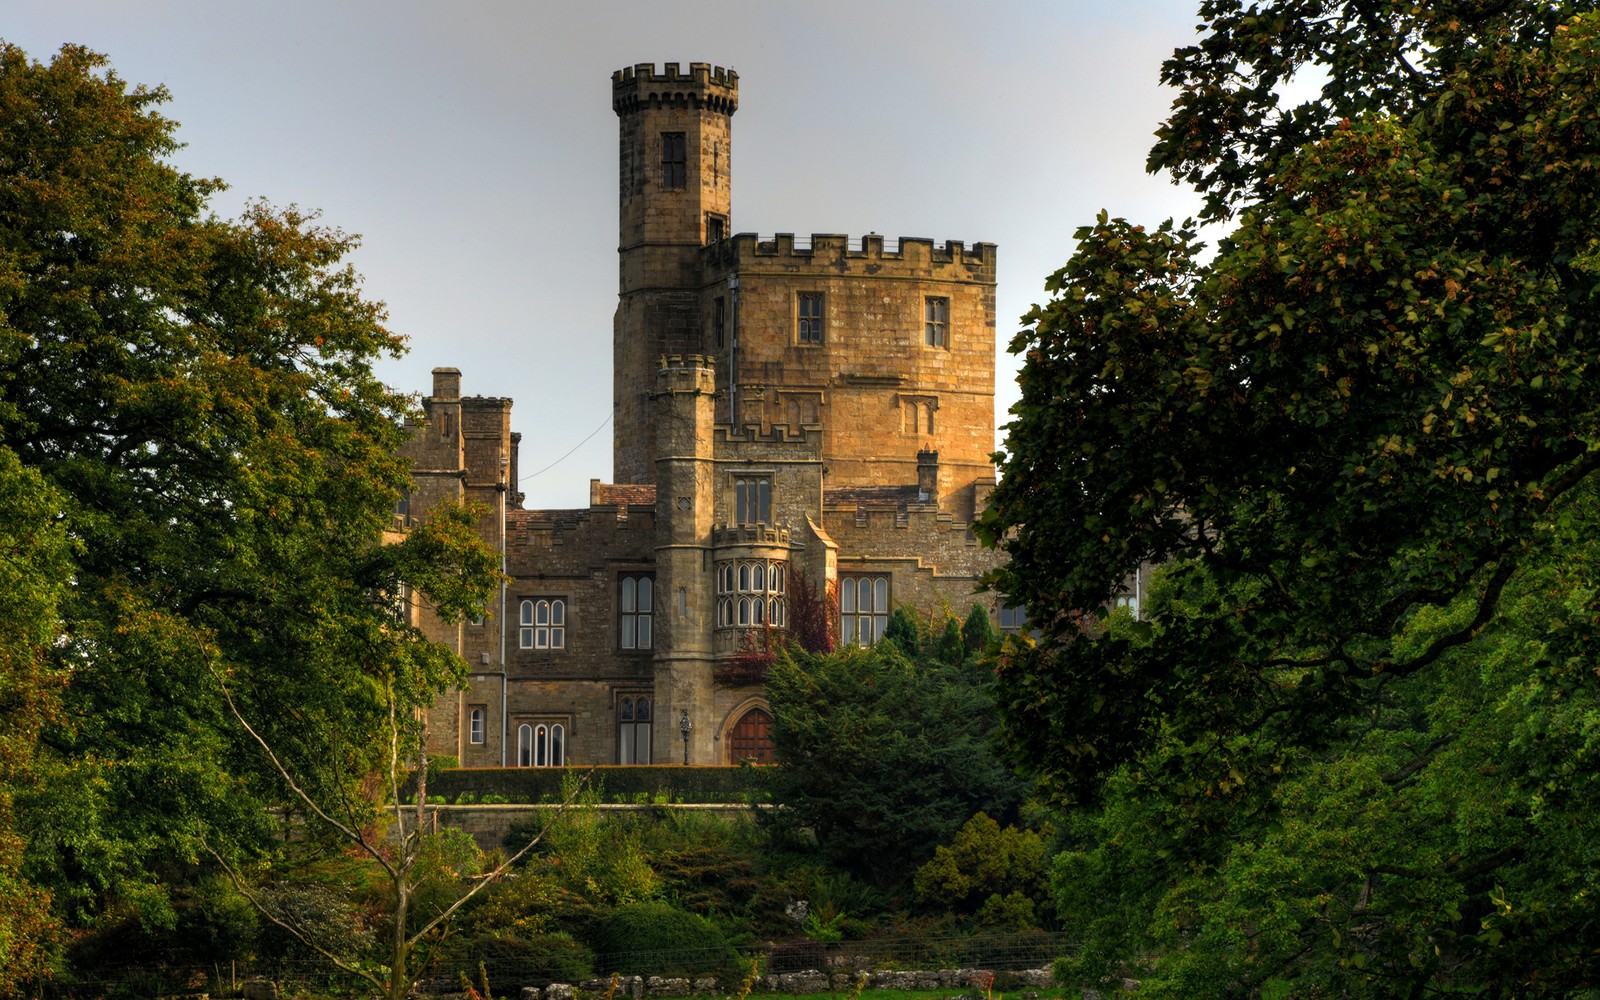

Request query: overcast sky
[{"left": 8, "top": 1, "right": 1207, "bottom": 508}]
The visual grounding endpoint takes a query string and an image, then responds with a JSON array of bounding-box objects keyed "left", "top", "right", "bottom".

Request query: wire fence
[{"left": 34, "top": 933, "right": 1074, "bottom": 999}]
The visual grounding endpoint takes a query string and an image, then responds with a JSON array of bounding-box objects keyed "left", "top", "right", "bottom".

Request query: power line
[{"left": 520, "top": 409, "right": 613, "bottom": 483}]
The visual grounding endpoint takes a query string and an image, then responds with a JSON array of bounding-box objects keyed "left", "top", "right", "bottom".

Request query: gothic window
[
  {"left": 840, "top": 574, "right": 890, "bottom": 646},
  {"left": 734, "top": 476, "right": 771, "bottom": 523},
  {"left": 925, "top": 296, "right": 949, "bottom": 348},
  {"left": 519, "top": 598, "right": 566, "bottom": 650},
  {"left": 998, "top": 601, "right": 1029, "bottom": 634},
  {"left": 797, "top": 292, "right": 824, "bottom": 344},
  {"left": 661, "top": 132, "right": 686, "bottom": 190},
  {"left": 517, "top": 721, "right": 565, "bottom": 767},
  {"left": 618, "top": 694, "right": 653, "bottom": 764},
  {"left": 717, "top": 559, "right": 787, "bottom": 629},
  {"left": 619, "top": 574, "right": 654, "bottom": 650},
  {"left": 468, "top": 706, "right": 486, "bottom": 745}
]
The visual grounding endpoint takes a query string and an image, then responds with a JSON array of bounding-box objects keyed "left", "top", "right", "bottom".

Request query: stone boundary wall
[{"left": 504, "top": 968, "right": 1056, "bottom": 1000}]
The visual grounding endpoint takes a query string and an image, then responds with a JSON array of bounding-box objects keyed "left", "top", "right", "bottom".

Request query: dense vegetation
[{"left": 981, "top": 1, "right": 1600, "bottom": 995}]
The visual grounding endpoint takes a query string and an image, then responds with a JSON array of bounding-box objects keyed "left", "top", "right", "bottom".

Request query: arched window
[
  {"left": 619, "top": 695, "right": 652, "bottom": 764},
  {"left": 517, "top": 721, "right": 565, "bottom": 767},
  {"left": 519, "top": 598, "right": 566, "bottom": 649},
  {"left": 619, "top": 575, "right": 653, "bottom": 650},
  {"left": 715, "top": 559, "right": 788, "bottom": 632},
  {"left": 468, "top": 707, "right": 486, "bottom": 745},
  {"left": 840, "top": 575, "right": 890, "bottom": 646}
]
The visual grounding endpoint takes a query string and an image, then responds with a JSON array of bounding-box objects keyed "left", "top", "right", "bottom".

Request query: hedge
[{"left": 405, "top": 765, "right": 767, "bottom": 804}]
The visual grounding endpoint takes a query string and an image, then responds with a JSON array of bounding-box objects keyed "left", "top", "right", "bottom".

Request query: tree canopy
[
  {"left": 0, "top": 42, "right": 499, "bottom": 980},
  {"left": 979, "top": 2, "right": 1600, "bottom": 994},
  {"left": 764, "top": 613, "right": 1026, "bottom": 889}
]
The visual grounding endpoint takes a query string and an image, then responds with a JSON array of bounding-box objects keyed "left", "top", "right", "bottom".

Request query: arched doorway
[{"left": 726, "top": 706, "right": 775, "bottom": 764}]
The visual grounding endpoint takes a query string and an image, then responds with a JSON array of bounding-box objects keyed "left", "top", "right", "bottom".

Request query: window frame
[
  {"left": 661, "top": 132, "right": 686, "bottom": 190},
  {"left": 617, "top": 693, "right": 653, "bottom": 765},
  {"left": 796, "top": 292, "right": 824, "bottom": 345},
  {"left": 839, "top": 574, "right": 891, "bottom": 646},
  {"left": 518, "top": 597, "right": 567, "bottom": 650},
  {"left": 517, "top": 720, "right": 566, "bottom": 768},
  {"left": 468, "top": 706, "right": 486, "bottom": 745},
  {"left": 733, "top": 475, "right": 772, "bottom": 524},
  {"left": 924, "top": 296, "right": 950, "bottom": 348},
  {"left": 619, "top": 573, "right": 654, "bottom": 651},
  {"left": 717, "top": 558, "right": 788, "bottom": 630}
]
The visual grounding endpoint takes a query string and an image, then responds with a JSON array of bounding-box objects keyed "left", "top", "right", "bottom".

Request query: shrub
[
  {"left": 593, "top": 901, "right": 737, "bottom": 976},
  {"left": 767, "top": 937, "right": 827, "bottom": 973},
  {"left": 433, "top": 931, "right": 594, "bottom": 986}
]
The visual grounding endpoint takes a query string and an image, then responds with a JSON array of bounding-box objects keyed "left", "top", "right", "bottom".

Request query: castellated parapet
[
  {"left": 706, "top": 233, "right": 997, "bottom": 276},
  {"left": 612, "top": 63, "right": 738, "bottom": 114}
]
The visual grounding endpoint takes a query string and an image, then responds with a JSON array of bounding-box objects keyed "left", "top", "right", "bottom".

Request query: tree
[
  {"left": 764, "top": 636, "right": 1025, "bottom": 888},
  {"left": 0, "top": 448, "right": 70, "bottom": 988},
  {"left": 979, "top": 4, "right": 1600, "bottom": 994},
  {"left": 0, "top": 41, "right": 501, "bottom": 985}
]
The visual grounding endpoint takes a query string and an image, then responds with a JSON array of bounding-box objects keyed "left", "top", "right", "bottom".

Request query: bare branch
[
  {"left": 405, "top": 766, "right": 598, "bottom": 949},
  {"left": 210, "top": 665, "right": 399, "bottom": 880},
  {"left": 202, "top": 841, "right": 384, "bottom": 992}
]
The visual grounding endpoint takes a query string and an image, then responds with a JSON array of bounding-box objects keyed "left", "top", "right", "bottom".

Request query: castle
[{"left": 401, "top": 62, "right": 1007, "bottom": 767}]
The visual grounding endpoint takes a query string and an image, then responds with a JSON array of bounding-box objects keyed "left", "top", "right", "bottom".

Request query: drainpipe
[
  {"left": 727, "top": 275, "right": 739, "bottom": 420},
  {"left": 498, "top": 456, "right": 509, "bottom": 767}
]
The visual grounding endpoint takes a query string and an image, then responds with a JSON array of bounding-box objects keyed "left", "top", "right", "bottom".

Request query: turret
[{"left": 612, "top": 62, "right": 738, "bottom": 484}]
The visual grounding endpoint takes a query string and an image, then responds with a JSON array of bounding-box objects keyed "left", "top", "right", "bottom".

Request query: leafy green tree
[
  {"left": 979, "top": 3, "right": 1600, "bottom": 994},
  {"left": 0, "top": 41, "right": 502, "bottom": 988},
  {"left": 764, "top": 644, "right": 1025, "bottom": 888},
  {"left": 0, "top": 448, "right": 71, "bottom": 988}
]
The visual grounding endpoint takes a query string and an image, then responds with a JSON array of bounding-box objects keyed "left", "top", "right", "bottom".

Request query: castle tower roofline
[
  {"left": 707, "top": 232, "right": 997, "bottom": 276},
  {"left": 613, "top": 62, "right": 738, "bottom": 116}
]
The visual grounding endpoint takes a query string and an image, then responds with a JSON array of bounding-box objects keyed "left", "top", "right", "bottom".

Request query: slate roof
[{"left": 823, "top": 484, "right": 925, "bottom": 513}]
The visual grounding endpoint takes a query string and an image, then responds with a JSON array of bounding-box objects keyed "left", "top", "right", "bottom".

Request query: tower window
[
  {"left": 662, "top": 132, "right": 686, "bottom": 190},
  {"left": 925, "top": 297, "right": 949, "bottom": 348},
  {"left": 797, "top": 292, "right": 824, "bottom": 345},
  {"left": 716, "top": 559, "right": 788, "bottom": 630},
  {"left": 619, "top": 574, "right": 654, "bottom": 650},
  {"left": 713, "top": 296, "right": 726, "bottom": 349},
  {"left": 706, "top": 212, "right": 727, "bottom": 243},
  {"left": 468, "top": 706, "right": 486, "bottom": 745},
  {"left": 734, "top": 476, "right": 772, "bottom": 523}
]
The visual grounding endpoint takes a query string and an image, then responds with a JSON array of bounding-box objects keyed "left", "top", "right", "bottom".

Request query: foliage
[
  {"left": 960, "top": 605, "right": 993, "bottom": 656},
  {"left": 763, "top": 643, "right": 1027, "bottom": 888},
  {"left": 0, "top": 447, "right": 70, "bottom": 986},
  {"left": 913, "top": 813, "right": 1049, "bottom": 929},
  {"left": 431, "top": 931, "right": 595, "bottom": 987},
  {"left": 0, "top": 41, "right": 506, "bottom": 993},
  {"left": 788, "top": 574, "right": 837, "bottom": 654},
  {"left": 593, "top": 901, "right": 737, "bottom": 976},
  {"left": 980, "top": 4, "right": 1600, "bottom": 994}
]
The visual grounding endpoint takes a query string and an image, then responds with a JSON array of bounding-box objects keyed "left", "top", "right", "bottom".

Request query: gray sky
[{"left": 8, "top": 1, "right": 1206, "bottom": 508}]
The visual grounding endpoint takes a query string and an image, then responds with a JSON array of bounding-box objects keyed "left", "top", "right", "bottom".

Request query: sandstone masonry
[{"left": 398, "top": 62, "right": 1010, "bottom": 768}]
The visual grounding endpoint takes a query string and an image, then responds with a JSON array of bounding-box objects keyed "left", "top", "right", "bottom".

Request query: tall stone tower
[{"left": 612, "top": 62, "right": 738, "bottom": 484}]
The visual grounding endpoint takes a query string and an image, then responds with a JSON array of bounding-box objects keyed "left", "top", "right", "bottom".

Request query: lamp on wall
[{"left": 679, "top": 709, "right": 693, "bottom": 765}]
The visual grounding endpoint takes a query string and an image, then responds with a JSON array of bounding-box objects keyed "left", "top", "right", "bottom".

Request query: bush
[
  {"left": 433, "top": 931, "right": 594, "bottom": 986},
  {"left": 767, "top": 937, "right": 827, "bottom": 973},
  {"left": 593, "top": 901, "right": 737, "bottom": 976}
]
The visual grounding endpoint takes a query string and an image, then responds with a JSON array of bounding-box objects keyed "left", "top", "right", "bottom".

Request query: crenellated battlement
[
  {"left": 613, "top": 62, "right": 738, "bottom": 116},
  {"left": 705, "top": 232, "right": 996, "bottom": 278},
  {"left": 712, "top": 423, "right": 824, "bottom": 448}
]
